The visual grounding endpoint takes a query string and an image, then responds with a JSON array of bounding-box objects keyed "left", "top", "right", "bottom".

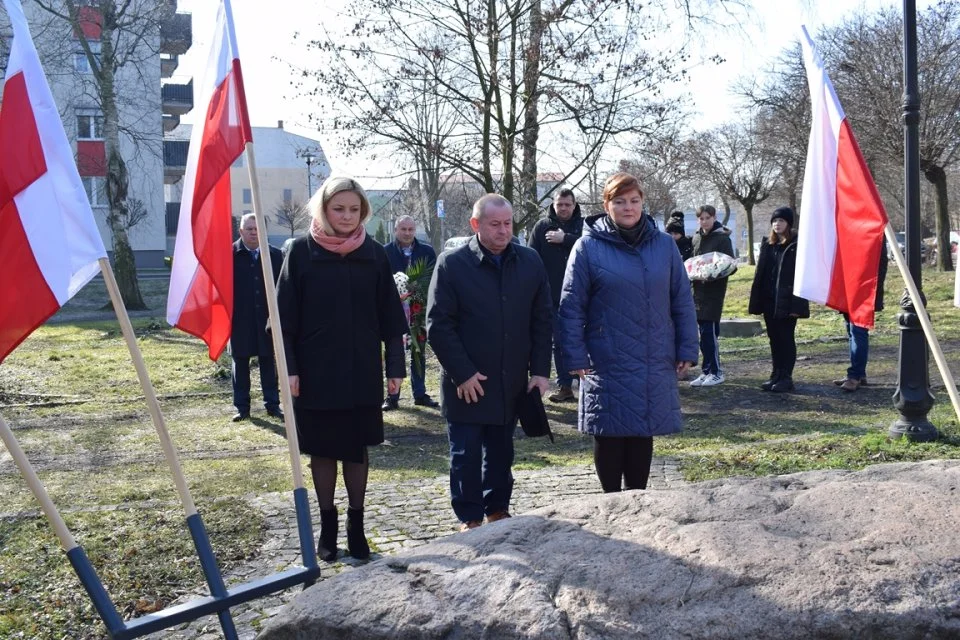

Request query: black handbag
[{"left": 516, "top": 388, "right": 554, "bottom": 443}]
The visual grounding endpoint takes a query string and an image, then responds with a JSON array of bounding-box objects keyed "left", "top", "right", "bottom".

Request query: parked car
[{"left": 888, "top": 231, "right": 928, "bottom": 261}]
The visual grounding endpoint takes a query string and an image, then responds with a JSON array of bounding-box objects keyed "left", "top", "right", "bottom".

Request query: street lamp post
[
  {"left": 304, "top": 153, "right": 316, "bottom": 198},
  {"left": 890, "top": 0, "right": 938, "bottom": 442}
]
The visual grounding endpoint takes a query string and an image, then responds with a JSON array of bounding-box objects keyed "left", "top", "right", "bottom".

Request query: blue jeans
[
  {"left": 553, "top": 310, "right": 572, "bottom": 387},
  {"left": 447, "top": 421, "right": 516, "bottom": 523},
  {"left": 389, "top": 347, "right": 427, "bottom": 400},
  {"left": 232, "top": 353, "right": 279, "bottom": 413},
  {"left": 698, "top": 321, "right": 721, "bottom": 375},
  {"left": 846, "top": 319, "right": 870, "bottom": 380}
]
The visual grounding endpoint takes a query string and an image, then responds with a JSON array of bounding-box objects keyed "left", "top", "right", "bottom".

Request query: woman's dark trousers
[
  {"left": 763, "top": 314, "right": 798, "bottom": 376},
  {"left": 593, "top": 436, "right": 654, "bottom": 492}
]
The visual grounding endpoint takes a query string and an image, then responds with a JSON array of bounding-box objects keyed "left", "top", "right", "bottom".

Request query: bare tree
[
  {"left": 272, "top": 201, "right": 309, "bottom": 237},
  {"left": 819, "top": 2, "right": 960, "bottom": 270},
  {"left": 33, "top": 0, "right": 177, "bottom": 308},
  {"left": 693, "top": 118, "right": 782, "bottom": 265},
  {"left": 296, "top": 0, "right": 748, "bottom": 229}
]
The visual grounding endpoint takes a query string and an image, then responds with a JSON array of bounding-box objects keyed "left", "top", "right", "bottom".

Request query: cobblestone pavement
[{"left": 147, "top": 458, "right": 686, "bottom": 639}]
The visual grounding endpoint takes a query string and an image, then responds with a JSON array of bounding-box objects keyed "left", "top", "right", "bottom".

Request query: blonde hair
[{"left": 308, "top": 176, "right": 371, "bottom": 233}]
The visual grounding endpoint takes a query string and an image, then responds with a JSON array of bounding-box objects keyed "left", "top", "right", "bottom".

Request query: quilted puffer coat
[{"left": 557, "top": 214, "right": 699, "bottom": 437}]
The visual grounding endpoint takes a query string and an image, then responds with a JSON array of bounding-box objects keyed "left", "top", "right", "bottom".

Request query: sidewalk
[{"left": 147, "top": 459, "right": 687, "bottom": 639}]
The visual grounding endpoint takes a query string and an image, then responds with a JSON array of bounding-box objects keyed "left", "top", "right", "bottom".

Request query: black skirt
[{"left": 295, "top": 405, "right": 384, "bottom": 463}]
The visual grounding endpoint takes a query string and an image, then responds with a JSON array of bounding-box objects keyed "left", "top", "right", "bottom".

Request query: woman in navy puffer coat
[{"left": 558, "top": 173, "right": 699, "bottom": 493}]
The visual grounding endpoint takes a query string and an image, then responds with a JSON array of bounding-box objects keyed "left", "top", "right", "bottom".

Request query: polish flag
[
  {"left": 795, "top": 26, "right": 889, "bottom": 329},
  {"left": 166, "top": 0, "right": 252, "bottom": 359},
  {"left": 0, "top": 0, "right": 107, "bottom": 364}
]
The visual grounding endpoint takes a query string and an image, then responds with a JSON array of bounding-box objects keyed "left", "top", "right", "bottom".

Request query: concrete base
[{"left": 720, "top": 317, "right": 763, "bottom": 337}]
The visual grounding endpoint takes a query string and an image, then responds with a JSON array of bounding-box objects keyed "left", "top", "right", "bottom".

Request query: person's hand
[
  {"left": 570, "top": 368, "right": 594, "bottom": 378},
  {"left": 288, "top": 375, "right": 300, "bottom": 398},
  {"left": 676, "top": 361, "right": 693, "bottom": 377},
  {"left": 545, "top": 229, "right": 565, "bottom": 244},
  {"left": 387, "top": 378, "right": 402, "bottom": 395},
  {"left": 527, "top": 375, "right": 550, "bottom": 395},
  {"left": 457, "top": 372, "right": 487, "bottom": 404}
]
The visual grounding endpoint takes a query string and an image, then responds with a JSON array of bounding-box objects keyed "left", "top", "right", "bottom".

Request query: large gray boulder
[{"left": 259, "top": 460, "right": 960, "bottom": 639}]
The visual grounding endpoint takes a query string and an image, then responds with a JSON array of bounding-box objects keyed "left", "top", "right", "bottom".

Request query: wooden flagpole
[
  {"left": 883, "top": 224, "right": 960, "bottom": 425},
  {"left": 242, "top": 142, "right": 318, "bottom": 572},
  {"left": 99, "top": 258, "right": 198, "bottom": 515},
  {"left": 99, "top": 258, "right": 240, "bottom": 639}
]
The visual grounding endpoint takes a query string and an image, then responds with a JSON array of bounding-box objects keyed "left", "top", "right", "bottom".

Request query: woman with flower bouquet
[
  {"left": 383, "top": 216, "right": 438, "bottom": 409},
  {"left": 277, "top": 177, "right": 408, "bottom": 562}
]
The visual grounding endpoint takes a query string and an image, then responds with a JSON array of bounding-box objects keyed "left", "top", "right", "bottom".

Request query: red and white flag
[
  {"left": 166, "top": 0, "right": 252, "bottom": 359},
  {"left": 796, "top": 26, "right": 888, "bottom": 329},
  {"left": 0, "top": 0, "right": 107, "bottom": 364}
]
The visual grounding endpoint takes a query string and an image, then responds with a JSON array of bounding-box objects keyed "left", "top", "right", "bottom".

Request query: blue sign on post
[{"left": 436, "top": 199, "right": 445, "bottom": 219}]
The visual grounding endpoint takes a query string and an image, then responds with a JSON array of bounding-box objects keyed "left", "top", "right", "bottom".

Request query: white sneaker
[
  {"left": 689, "top": 374, "right": 707, "bottom": 387},
  {"left": 700, "top": 373, "right": 725, "bottom": 387}
]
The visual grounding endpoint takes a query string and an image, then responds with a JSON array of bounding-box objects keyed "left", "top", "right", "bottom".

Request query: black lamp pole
[
  {"left": 305, "top": 154, "right": 315, "bottom": 198},
  {"left": 890, "top": 0, "right": 938, "bottom": 442}
]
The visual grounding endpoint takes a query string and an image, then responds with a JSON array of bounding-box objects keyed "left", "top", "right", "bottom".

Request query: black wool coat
[
  {"left": 231, "top": 240, "right": 284, "bottom": 359},
  {"left": 748, "top": 235, "right": 811, "bottom": 319},
  {"left": 276, "top": 235, "right": 408, "bottom": 410},
  {"left": 427, "top": 236, "right": 553, "bottom": 425},
  {"left": 691, "top": 221, "right": 735, "bottom": 323},
  {"left": 528, "top": 203, "right": 584, "bottom": 309}
]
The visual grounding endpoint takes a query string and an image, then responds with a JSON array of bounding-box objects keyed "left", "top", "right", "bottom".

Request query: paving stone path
[{"left": 147, "top": 458, "right": 687, "bottom": 639}]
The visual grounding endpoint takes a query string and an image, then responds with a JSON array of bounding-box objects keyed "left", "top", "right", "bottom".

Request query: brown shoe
[
  {"left": 548, "top": 386, "right": 574, "bottom": 403},
  {"left": 459, "top": 520, "right": 482, "bottom": 532},
  {"left": 485, "top": 510, "right": 512, "bottom": 523},
  {"left": 840, "top": 378, "right": 861, "bottom": 392}
]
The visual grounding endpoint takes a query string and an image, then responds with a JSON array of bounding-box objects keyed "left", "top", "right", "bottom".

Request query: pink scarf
[{"left": 310, "top": 215, "right": 366, "bottom": 256}]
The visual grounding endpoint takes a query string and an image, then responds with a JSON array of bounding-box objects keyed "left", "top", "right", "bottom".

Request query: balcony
[
  {"left": 160, "top": 53, "right": 178, "bottom": 78},
  {"left": 162, "top": 113, "right": 180, "bottom": 133},
  {"left": 163, "top": 139, "right": 188, "bottom": 184},
  {"left": 161, "top": 79, "right": 193, "bottom": 116},
  {"left": 160, "top": 12, "right": 191, "bottom": 56}
]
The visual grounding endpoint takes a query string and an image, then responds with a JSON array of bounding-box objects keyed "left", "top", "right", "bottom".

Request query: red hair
[{"left": 603, "top": 172, "right": 644, "bottom": 204}]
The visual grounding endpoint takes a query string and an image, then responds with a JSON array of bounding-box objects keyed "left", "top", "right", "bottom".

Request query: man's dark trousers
[
  {"left": 388, "top": 346, "right": 427, "bottom": 401},
  {"left": 232, "top": 351, "right": 280, "bottom": 414},
  {"left": 447, "top": 421, "right": 515, "bottom": 522}
]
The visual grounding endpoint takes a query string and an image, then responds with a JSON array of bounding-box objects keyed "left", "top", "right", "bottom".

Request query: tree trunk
[
  {"left": 720, "top": 193, "right": 732, "bottom": 226},
  {"left": 744, "top": 202, "right": 757, "bottom": 266},
  {"left": 924, "top": 164, "right": 953, "bottom": 271},
  {"left": 100, "top": 5, "right": 145, "bottom": 309},
  {"left": 518, "top": 0, "right": 542, "bottom": 229}
]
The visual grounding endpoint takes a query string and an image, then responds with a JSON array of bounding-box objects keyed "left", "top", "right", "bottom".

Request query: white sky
[{"left": 176, "top": 0, "right": 934, "bottom": 188}]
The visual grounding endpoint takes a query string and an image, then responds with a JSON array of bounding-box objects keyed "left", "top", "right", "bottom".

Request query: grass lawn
[{"left": 1, "top": 265, "right": 960, "bottom": 637}]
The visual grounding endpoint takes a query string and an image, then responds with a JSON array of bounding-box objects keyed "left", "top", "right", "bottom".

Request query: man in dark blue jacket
[
  {"left": 427, "top": 195, "right": 552, "bottom": 531},
  {"left": 528, "top": 188, "right": 583, "bottom": 402},
  {"left": 383, "top": 215, "right": 439, "bottom": 410},
  {"left": 231, "top": 213, "right": 284, "bottom": 422}
]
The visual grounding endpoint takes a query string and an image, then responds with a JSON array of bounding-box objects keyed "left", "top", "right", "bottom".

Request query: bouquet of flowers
[
  {"left": 393, "top": 258, "right": 434, "bottom": 376},
  {"left": 684, "top": 251, "right": 738, "bottom": 282}
]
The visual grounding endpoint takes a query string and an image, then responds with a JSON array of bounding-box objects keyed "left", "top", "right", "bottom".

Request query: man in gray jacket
[{"left": 427, "top": 194, "right": 552, "bottom": 531}]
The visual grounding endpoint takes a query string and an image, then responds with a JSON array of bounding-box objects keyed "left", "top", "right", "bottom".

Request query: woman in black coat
[
  {"left": 748, "top": 206, "right": 810, "bottom": 393},
  {"left": 277, "top": 176, "right": 408, "bottom": 562}
]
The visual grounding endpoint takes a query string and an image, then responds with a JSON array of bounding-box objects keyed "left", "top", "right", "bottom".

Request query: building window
[
  {"left": 74, "top": 40, "right": 101, "bottom": 74},
  {"left": 242, "top": 188, "right": 251, "bottom": 204},
  {"left": 283, "top": 188, "right": 293, "bottom": 205},
  {"left": 82, "top": 176, "right": 107, "bottom": 207},
  {"left": 77, "top": 113, "right": 104, "bottom": 140}
]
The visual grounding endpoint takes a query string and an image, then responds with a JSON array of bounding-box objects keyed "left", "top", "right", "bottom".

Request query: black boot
[
  {"left": 317, "top": 508, "right": 338, "bottom": 562},
  {"left": 761, "top": 369, "right": 781, "bottom": 392},
  {"left": 346, "top": 507, "right": 370, "bottom": 560},
  {"left": 771, "top": 374, "right": 795, "bottom": 393}
]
